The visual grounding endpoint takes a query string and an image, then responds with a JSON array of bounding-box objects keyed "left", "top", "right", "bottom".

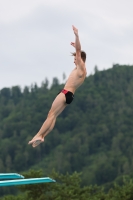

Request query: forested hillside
[{"left": 1, "top": 64, "right": 133, "bottom": 196}]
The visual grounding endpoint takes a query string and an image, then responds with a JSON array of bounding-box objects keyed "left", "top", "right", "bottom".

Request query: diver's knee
[{"left": 48, "top": 110, "right": 55, "bottom": 118}]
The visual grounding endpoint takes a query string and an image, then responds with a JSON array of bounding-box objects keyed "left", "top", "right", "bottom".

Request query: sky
[{"left": 0, "top": 0, "right": 133, "bottom": 90}]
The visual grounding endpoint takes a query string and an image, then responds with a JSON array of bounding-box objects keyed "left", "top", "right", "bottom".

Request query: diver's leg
[{"left": 28, "top": 92, "right": 67, "bottom": 147}]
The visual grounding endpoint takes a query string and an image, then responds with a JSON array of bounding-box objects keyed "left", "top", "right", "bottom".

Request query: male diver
[{"left": 28, "top": 25, "right": 87, "bottom": 147}]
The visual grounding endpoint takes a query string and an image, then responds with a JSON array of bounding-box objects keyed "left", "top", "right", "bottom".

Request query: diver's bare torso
[{"left": 64, "top": 65, "right": 87, "bottom": 94}]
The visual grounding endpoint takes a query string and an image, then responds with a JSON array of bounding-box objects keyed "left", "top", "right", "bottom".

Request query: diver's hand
[
  {"left": 70, "top": 42, "right": 75, "bottom": 48},
  {"left": 72, "top": 25, "right": 79, "bottom": 37}
]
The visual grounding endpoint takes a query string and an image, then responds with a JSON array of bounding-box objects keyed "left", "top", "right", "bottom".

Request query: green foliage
[
  {"left": 2, "top": 170, "right": 133, "bottom": 200},
  {"left": 1, "top": 65, "right": 133, "bottom": 196},
  {"left": 0, "top": 170, "right": 105, "bottom": 200}
]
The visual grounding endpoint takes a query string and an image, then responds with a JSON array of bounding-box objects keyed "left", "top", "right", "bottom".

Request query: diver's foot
[{"left": 28, "top": 136, "right": 44, "bottom": 148}]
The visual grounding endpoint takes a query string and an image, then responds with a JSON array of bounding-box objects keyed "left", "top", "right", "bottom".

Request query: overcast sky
[{"left": 0, "top": 0, "right": 133, "bottom": 90}]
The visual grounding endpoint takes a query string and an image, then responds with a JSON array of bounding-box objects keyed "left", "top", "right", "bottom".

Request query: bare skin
[{"left": 28, "top": 25, "right": 87, "bottom": 147}]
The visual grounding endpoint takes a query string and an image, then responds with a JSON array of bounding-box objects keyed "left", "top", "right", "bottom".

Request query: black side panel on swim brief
[{"left": 65, "top": 91, "right": 74, "bottom": 104}]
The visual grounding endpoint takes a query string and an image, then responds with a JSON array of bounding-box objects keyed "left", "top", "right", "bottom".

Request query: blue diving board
[
  {"left": 0, "top": 177, "right": 55, "bottom": 187},
  {"left": 0, "top": 173, "right": 24, "bottom": 180}
]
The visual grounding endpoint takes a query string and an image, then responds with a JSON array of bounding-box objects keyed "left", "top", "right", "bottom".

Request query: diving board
[
  {"left": 0, "top": 177, "right": 55, "bottom": 187},
  {"left": 0, "top": 173, "right": 24, "bottom": 180}
]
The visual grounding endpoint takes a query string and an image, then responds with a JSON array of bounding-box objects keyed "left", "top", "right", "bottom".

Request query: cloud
[{"left": 0, "top": 0, "right": 133, "bottom": 89}]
